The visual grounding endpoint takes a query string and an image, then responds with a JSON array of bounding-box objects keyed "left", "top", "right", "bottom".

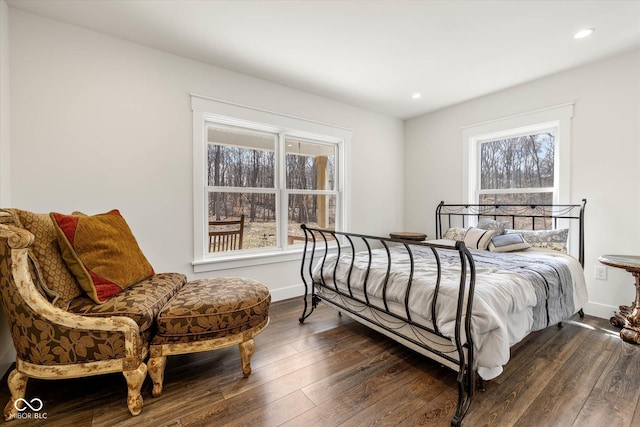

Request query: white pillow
[{"left": 463, "top": 227, "right": 495, "bottom": 250}]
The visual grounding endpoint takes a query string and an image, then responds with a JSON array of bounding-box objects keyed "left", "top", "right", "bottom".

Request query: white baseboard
[
  {"left": 583, "top": 301, "right": 616, "bottom": 320},
  {"left": 270, "top": 283, "right": 305, "bottom": 302}
]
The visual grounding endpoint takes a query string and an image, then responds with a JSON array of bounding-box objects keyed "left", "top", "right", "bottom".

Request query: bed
[{"left": 298, "top": 200, "right": 587, "bottom": 426}]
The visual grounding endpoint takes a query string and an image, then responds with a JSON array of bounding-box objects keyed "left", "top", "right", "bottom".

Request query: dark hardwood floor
[{"left": 1, "top": 298, "right": 639, "bottom": 426}]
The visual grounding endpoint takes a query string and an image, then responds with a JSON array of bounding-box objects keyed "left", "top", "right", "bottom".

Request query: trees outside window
[
  {"left": 476, "top": 130, "right": 556, "bottom": 229},
  {"left": 206, "top": 126, "right": 339, "bottom": 251},
  {"left": 478, "top": 130, "right": 555, "bottom": 206}
]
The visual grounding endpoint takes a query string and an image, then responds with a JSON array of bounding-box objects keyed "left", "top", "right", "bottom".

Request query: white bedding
[{"left": 313, "top": 242, "right": 587, "bottom": 380}]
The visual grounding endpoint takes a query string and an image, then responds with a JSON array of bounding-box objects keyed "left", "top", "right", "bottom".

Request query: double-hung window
[
  {"left": 463, "top": 103, "right": 574, "bottom": 207},
  {"left": 192, "top": 95, "right": 349, "bottom": 271}
]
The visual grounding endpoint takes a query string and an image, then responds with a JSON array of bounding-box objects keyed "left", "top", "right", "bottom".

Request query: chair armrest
[{"left": 0, "top": 224, "right": 142, "bottom": 364}]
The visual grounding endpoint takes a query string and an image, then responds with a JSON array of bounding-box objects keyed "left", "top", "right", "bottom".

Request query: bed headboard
[{"left": 435, "top": 199, "right": 586, "bottom": 266}]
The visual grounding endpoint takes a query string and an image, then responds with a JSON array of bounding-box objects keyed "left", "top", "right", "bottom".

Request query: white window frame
[
  {"left": 191, "top": 94, "right": 350, "bottom": 272},
  {"left": 462, "top": 103, "right": 574, "bottom": 205}
]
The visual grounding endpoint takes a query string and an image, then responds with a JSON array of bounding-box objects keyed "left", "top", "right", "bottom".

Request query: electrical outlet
[{"left": 595, "top": 266, "right": 608, "bottom": 280}]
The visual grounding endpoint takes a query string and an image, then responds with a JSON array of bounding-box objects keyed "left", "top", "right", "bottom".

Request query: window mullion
[
  {"left": 478, "top": 187, "right": 554, "bottom": 195},
  {"left": 285, "top": 189, "right": 338, "bottom": 196},
  {"left": 206, "top": 186, "right": 277, "bottom": 194},
  {"left": 277, "top": 132, "right": 286, "bottom": 248}
]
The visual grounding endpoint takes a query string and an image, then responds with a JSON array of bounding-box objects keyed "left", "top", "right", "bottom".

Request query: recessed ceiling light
[
  {"left": 412, "top": 93, "right": 422, "bottom": 99},
  {"left": 574, "top": 28, "right": 595, "bottom": 39}
]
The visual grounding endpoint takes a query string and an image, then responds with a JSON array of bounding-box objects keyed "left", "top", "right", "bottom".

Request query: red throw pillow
[{"left": 50, "top": 210, "right": 155, "bottom": 304}]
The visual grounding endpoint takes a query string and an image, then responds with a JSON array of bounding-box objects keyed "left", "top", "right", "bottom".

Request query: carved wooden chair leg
[
  {"left": 147, "top": 356, "right": 167, "bottom": 397},
  {"left": 239, "top": 338, "right": 255, "bottom": 377},
  {"left": 3, "top": 370, "right": 29, "bottom": 421},
  {"left": 122, "top": 363, "right": 147, "bottom": 416}
]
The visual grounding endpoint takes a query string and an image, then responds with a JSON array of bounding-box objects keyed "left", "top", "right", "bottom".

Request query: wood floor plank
[
  {"left": 571, "top": 388, "right": 635, "bottom": 427},
  {"left": 234, "top": 344, "right": 369, "bottom": 403},
  {"left": 593, "top": 340, "right": 640, "bottom": 402},
  {"left": 632, "top": 397, "right": 640, "bottom": 426},
  {"left": 282, "top": 357, "right": 421, "bottom": 427},
  {"left": 300, "top": 345, "right": 418, "bottom": 405},
  {"left": 399, "top": 388, "right": 458, "bottom": 427},
  {"left": 218, "top": 390, "right": 315, "bottom": 427},
  {"left": 511, "top": 322, "right": 616, "bottom": 426},
  {"left": 340, "top": 365, "right": 454, "bottom": 427},
  {"left": 571, "top": 336, "right": 640, "bottom": 427}
]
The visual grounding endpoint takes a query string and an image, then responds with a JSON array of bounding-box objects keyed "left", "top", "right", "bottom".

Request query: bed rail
[{"left": 298, "top": 225, "right": 477, "bottom": 426}]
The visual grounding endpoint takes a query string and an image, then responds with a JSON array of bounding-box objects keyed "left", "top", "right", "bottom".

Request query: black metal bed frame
[{"left": 298, "top": 200, "right": 586, "bottom": 426}]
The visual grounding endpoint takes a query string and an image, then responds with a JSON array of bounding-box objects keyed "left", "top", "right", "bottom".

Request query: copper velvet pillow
[{"left": 50, "top": 210, "right": 155, "bottom": 304}]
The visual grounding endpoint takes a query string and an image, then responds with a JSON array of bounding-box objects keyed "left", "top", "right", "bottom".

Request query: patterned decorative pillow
[
  {"left": 477, "top": 218, "right": 506, "bottom": 236},
  {"left": 488, "top": 233, "right": 531, "bottom": 253},
  {"left": 505, "top": 228, "right": 569, "bottom": 253},
  {"left": 442, "top": 227, "right": 468, "bottom": 241},
  {"left": 1, "top": 208, "right": 84, "bottom": 309},
  {"left": 50, "top": 210, "right": 155, "bottom": 304},
  {"left": 463, "top": 227, "right": 495, "bottom": 250}
]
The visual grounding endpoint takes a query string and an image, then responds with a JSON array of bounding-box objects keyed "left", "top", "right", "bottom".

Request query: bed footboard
[{"left": 298, "top": 225, "right": 477, "bottom": 426}]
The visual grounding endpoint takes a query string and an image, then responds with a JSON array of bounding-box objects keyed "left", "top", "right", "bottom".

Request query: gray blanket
[{"left": 412, "top": 247, "right": 575, "bottom": 330}]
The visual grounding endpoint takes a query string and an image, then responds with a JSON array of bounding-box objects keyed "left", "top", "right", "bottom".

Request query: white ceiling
[{"left": 7, "top": 0, "right": 640, "bottom": 119}]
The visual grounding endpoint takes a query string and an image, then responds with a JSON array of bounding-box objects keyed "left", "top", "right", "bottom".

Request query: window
[
  {"left": 463, "top": 103, "right": 573, "bottom": 211},
  {"left": 477, "top": 128, "right": 556, "bottom": 206},
  {"left": 192, "top": 95, "right": 349, "bottom": 271},
  {"left": 285, "top": 137, "right": 338, "bottom": 242},
  {"left": 207, "top": 125, "right": 278, "bottom": 250}
]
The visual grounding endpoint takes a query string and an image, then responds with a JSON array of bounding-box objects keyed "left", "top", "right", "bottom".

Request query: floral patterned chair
[{"left": 0, "top": 209, "right": 187, "bottom": 420}]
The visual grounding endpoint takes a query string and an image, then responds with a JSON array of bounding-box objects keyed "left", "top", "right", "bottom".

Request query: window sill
[
  {"left": 192, "top": 243, "right": 344, "bottom": 273},
  {"left": 192, "top": 247, "right": 305, "bottom": 273}
]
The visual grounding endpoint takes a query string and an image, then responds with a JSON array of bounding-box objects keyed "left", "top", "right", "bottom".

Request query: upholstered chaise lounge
[
  {"left": 0, "top": 209, "right": 187, "bottom": 420},
  {"left": 0, "top": 208, "right": 271, "bottom": 420}
]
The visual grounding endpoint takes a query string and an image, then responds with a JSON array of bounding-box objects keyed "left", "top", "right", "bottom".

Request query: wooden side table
[
  {"left": 389, "top": 232, "right": 427, "bottom": 242},
  {"left": 598, "top": 254, "right": 640, "bottom": 344}
]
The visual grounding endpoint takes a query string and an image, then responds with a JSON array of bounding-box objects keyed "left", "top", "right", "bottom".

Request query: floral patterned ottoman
[{"left": 147, "top": 277, "right": 270, "bottom": 397}]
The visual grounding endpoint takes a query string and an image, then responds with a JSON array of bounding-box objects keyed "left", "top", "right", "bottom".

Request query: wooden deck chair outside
[{"left": 209, "top": 215, "right": 245, "bottom": 252}]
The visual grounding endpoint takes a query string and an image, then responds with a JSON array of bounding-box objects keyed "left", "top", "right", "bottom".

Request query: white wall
[
  {"left": 405, "top": 48, "right": 640, "bottom": 318},
  {"left": 0, "top": 0, "right": 15, "bottom": 378},
  {"left": 0, "top": 0, "right": 8, "bottom": 206}
]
